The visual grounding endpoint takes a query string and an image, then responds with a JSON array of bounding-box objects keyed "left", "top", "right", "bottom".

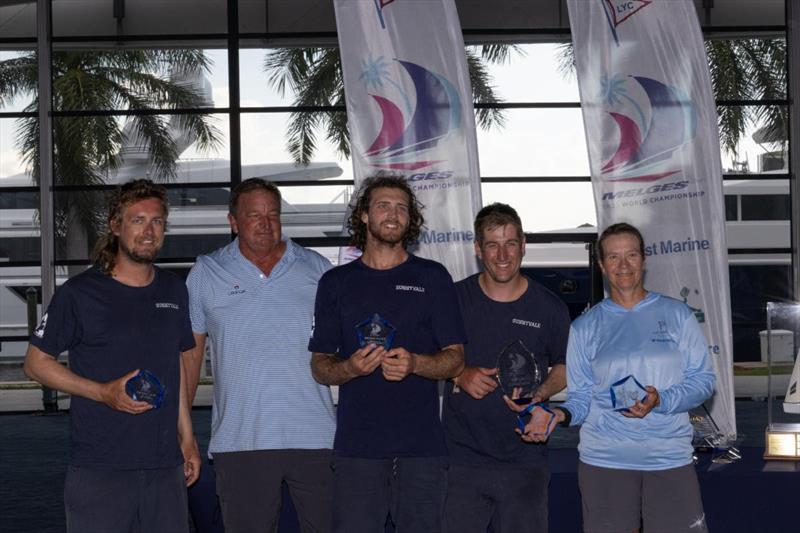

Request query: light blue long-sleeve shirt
[{"left": 561, "top": 292, "right": 715, "bottom": 470}]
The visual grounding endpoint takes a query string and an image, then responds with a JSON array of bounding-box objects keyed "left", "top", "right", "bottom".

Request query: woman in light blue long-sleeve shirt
[{"left": 512, "top": 222, "right": 714, "bottom": 533}]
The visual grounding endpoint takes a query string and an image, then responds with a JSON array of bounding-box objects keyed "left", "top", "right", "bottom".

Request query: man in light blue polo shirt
[{"left": 185, "top": 178, "right": 335, "bottom": 532}]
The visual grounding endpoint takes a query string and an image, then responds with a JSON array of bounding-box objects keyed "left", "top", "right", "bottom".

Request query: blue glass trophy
[
  {"left": 610, "top": 374, "right": 648, "bottom": 412},
  {"left": 516, "top": 402, "right": 556, "bottom": 436},
  {"left": 125, "top": 369, "right": 166, "bottom": 409},
  {"left": 355, "top": 313, "right": 396, "bottom": 349},
  {"left": 496, "top": 340, "right": 542, "bottom": 405}
]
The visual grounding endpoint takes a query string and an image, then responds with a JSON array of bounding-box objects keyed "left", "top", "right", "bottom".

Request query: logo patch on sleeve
[{"left": 33, "top": 313, "right": 48, "bottom": 338}]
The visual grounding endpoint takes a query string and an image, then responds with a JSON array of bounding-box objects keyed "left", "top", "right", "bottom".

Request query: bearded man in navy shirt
[
  {"left": 310, "top": 175, "right": 466, "bottom": 533},
  {"left": 442, "top": 203, "right": 570, "bottom": 533},
  {"left": 24, "top": 179, "right": 200, "bottom": 533}
]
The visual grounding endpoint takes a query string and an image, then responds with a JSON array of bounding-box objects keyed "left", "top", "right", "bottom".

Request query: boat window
[
  {"left": 167, "top": 188, "right": 231, "bottom": 208},
  {"left": 0, "top": 191, "right": 38, "bottom": 210},
  {"left": 724, "top": 195, "right": 739, "bottom": 221},
  {"left": 740, "top": 194, "right": 790, "bottom": 221}
]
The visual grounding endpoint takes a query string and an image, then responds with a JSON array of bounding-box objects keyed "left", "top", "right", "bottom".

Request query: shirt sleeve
[
  {"left": 28, "top": 284, "right": 80, "bottom": 358},
  {"left": 178, "top": 282, "right": 196, "bottom": 353},
  {"left": 186, "top": 260, "right": 208, "bottom": 334},
  {"left": 547, "top": 298, "right": 570, "bottom": 367},
  {"left": 653, "top": 312, "right": 716, "bottom": 415},
  {"left": 428, "top": 266, "right": 466, "bottom": 349},
  {"left": 308, "top": 271, "right": 341, "bottom": 355},
  {"left": 561, "top": 323, "right": 594, "bottom": 426}
]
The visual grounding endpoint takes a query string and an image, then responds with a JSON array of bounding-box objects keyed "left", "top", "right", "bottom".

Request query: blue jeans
[{"left": 331, "top": 456, "right": 448, "bottom": 533}]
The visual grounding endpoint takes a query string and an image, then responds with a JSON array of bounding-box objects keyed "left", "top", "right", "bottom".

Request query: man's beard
[
  {"left": 119, "top": 239, "right": 159, "bottom": 264},
  {"left": 367, "top": 220, "right": 406, "bottom": 246}
]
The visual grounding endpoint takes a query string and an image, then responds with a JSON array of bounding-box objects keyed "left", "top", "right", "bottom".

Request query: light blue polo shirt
[{"left": 187, "top": 237, "right": 335, "bottom": 454}]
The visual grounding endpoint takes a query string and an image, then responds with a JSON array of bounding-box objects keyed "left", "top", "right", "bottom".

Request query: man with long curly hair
[
  {"left": 310, "top": 175, "right": 466, "bottom": 532},
  {"left": 24, "top": 179, "right": 200, "bottom": 533}
]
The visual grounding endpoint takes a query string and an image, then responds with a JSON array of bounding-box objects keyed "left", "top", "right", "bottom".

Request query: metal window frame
[{"left": 0, "top": 1, "right": 795, "bottom": 338}]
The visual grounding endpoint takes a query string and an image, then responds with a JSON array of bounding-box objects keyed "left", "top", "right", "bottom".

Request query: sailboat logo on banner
[
  {"left": 360, "top": 56, "right": 461, "bottom": 171},
  {"left": 600, "top": 74, "right": 697, "bottom": 183}
]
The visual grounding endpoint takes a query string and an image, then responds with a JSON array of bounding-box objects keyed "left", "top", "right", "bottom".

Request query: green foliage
[{"left": 0, "top": 48, "right": 221, "bottom": 250}]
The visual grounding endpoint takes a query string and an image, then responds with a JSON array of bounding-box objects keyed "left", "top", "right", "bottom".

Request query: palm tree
[
  {"left": 555, "top": 38, "right": 787, "bottom": 159},
  {"left": 705, "top": 38, "right": 786, "bottom": 158},
  {"left": 0, "top": 49, "right": 221, "bottom": 257},
  {"left": 263, "top": 45, "right": 518, "bottom": 164}
]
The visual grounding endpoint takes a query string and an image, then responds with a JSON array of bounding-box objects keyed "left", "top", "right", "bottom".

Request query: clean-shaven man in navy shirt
[
  {"left": 310, "top": 175, "right": 466, "bottom": 533},
  {"left": 442, "top": 203, "right": 570, "bottom": 533}
]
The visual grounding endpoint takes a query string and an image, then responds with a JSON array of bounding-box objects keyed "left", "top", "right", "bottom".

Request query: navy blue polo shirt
[{"left": 308, "top": 255, "right": 466, "bottom": 458}]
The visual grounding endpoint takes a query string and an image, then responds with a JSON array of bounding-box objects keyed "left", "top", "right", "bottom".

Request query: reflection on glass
[
  {"left": 0, "top": 51, "right": 37, "bottom": 113},
  {"left": 51, "top": 48, "right": 223, "bottom": 112},
  {"left": 0, "top": 2, "right": 36, "bottom": 39},
  {"left": 53, "top": 114, "right": 228, "bottom": 186}
]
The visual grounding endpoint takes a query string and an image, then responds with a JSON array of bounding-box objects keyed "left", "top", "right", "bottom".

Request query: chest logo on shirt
[
  {"left": 396, "top": 284, "right": 425, "bottom": 293},
  {"left": 228, "top": 284, "right": 246, "bottom": 296},
  {"left": 512, "top": 318, "right": 541, "bottom": 329},
  {"left": 33, "top": 313, "right": 48, "bottom": 338},
  {"left": 651, "top": 320, "right": 672, "bottom": 343},
  {"left": 155, "top": 302, "right": 180, "bottom": 310}
]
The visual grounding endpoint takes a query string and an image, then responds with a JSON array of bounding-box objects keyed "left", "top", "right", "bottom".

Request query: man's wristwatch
[{"left": 558, "top": 407, "right": 572, "bottom": 427}]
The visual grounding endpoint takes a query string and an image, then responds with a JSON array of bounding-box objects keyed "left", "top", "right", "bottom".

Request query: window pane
[
  {"left": 478, "top": 43, "right": 579, "bottom": 103},
  {"left": 481, "top": 182, "right": 596, "bottom": 233},
  {"left": 162, "top": 186, "right": 231, "bottom": 260},
  {"left": 0, "top": 190, "right": 40, "bottom": 263},
  {"left": 725, "top": 179, "right": 790, "bottom": 249},
  {"left": 53, "top": 113, "right": 230, "bottom": 185},
  {"left": 0, "top": 265, "right": 42, "bottom": 383},
  {"left": 718, "top": 105, "right": 788, "bottom": 175},
  {"left": 706, "top": 38, "right": 786, "bottom": 101},
  {"left": 240, "top": 112, "right": 351, "bottom": 180},
  {"left": 52, "top": 0, "right": 227, "bottom": 37},
  {"left": 0, "top": 50, "right": 37, "bottom": 113},
  {"left": 724, "top": 194, "right": 738, "bottom": 221},
  {"left": 477, "top": 108, "right": 589, "bottom": 177},
  {"left": 239, "top": 0, "right": 336, "bottom": 34},
  {"left": 0, "top": 1, "right": 36, "bottom": 38},
  {"left": 741, "top": 194, "right": 790, "bottom": 221},
  {"left": 1, "top": 117, "right": 32, "bottom": 182},
  {"left": 52, "top": 47, "right": 227, "bottom": 112},
  {"left": 240, "top": 47, "right": 308, "bottom": 107}
]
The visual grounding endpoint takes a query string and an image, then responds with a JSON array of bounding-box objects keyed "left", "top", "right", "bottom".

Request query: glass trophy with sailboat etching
[
  {"left": 610, "top": 374, "right": 648, "bottom": 412},
  {"left": 496, "top": 340, "right": 542, "bottom": 404},
  {"left": 496, "top": 340, "right": 554, "bottom": 435},
  {"left": 356, "top": 313, "right": 396, "bottom": 349},
  {"left": 125, "top": 369, "right": 165, "bottom": 408}
]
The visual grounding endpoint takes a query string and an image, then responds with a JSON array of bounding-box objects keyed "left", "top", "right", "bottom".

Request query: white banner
[
  {"left": 567, "top": 0, "right": 736, "bottom": 440},
  {"left": 334, "top": 0, "right": 482, "bottom": 281}
]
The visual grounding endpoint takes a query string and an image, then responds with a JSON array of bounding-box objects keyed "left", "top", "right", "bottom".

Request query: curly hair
[
  {"left": 597, "top": 222, "right": 646, "bottom": 262},
  {"left": 91, "top": 179, "right": 169, "bottom": 274},
  {"left": 347, "top": 176, "right": 425, "bottom": 251}
]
